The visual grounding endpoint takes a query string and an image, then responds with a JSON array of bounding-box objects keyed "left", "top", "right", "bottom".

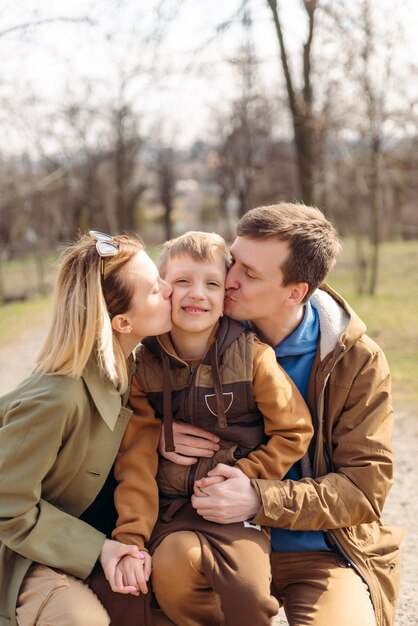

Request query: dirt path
[{"left": 0, "top": 325, "right": 416, "bottom": 625}]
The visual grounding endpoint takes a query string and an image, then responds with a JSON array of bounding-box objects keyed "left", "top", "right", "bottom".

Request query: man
[{"left": 152, "top": 203, "right": 404, "bottom": 626}]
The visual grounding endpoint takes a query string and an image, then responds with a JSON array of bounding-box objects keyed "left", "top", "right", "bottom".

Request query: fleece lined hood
[{"left": 312, "top": 284, "right": 366, "bottom": 363}]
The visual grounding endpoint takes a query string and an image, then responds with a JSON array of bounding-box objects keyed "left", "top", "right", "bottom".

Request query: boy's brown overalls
[{"left": 112, "top": 316, "right": 312, "bottom": 625}]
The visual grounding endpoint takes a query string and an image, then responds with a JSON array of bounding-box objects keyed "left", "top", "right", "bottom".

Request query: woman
[{"left": 0, "top": 231, "right": 172, "bottom": 626}]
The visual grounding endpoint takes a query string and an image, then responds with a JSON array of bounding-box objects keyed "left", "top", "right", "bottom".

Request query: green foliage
[
  {"left": 0, "top": 296, "right": 51, "bottom": 346},
  {"left": 327, "top": 239, "right": 418, "bottom": 405},
  {"left": 1, "top": 253, "right": 57, "bottom": 301},
  {"left": 199, "top": 197, "right": 219, "bottom": 224}
]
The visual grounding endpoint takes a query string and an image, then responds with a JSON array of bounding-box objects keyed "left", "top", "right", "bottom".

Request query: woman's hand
[
  {"left": 158, "top": 420, "right": 220, "bottom": 465},
  {"left": 99, "top": 539, "right": 146, "bottom": 594}
]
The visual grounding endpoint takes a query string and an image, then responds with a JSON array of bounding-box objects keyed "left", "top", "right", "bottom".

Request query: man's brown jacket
[{"left": 252, "top": 285, "right": 405, "bottom": 626}]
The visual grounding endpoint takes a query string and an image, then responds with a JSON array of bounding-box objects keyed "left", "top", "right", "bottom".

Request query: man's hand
[
  {"left": 114, "top": 552, "right": 152, "bottom": 595},
  {"left": 159, "top": 420, "right": 220, "bottom": 465},
  {"left": 191, "top": 463, "right": 261, "bottom": 523},
  {"left": 193, "top": 473, "right": 225, "bottom": 496},
  {"left": 99, "top": 539, "right": 146, "bottom": 595}
]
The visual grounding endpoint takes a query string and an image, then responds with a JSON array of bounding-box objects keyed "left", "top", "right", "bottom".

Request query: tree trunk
[
  {"left": 368, "top": 135, "right": 381, "bottom": 295},
  {"left": 266, "top": 0, "right": 317, "bottom": 205}
]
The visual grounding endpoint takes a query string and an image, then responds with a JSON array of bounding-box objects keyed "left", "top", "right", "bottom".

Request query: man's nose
[{"left": 226, "top": 265, "right": 239, "bottom": 289}]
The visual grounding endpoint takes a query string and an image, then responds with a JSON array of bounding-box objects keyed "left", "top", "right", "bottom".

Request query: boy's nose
[{"left": 189, "top": 283, "right": 205, "bottom": 299}]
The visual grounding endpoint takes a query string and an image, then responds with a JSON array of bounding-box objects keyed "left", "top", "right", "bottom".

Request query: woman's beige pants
[{"left": 15, "top": 563, "right": 173, "bottom": 626}]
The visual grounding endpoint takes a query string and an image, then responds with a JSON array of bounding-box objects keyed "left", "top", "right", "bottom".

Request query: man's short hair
[
  {"left": 236, "top": 203, "right": 341, "bottom": 300},
  {"left": 158, "top": 231, "right": 229, "bottom": 277}
]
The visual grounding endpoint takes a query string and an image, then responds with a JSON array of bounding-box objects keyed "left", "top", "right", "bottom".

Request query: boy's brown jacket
[
  {"left": 251, "top": 285, "right": 405, "bottom": 626},
  {"left": 113, "top": 318, "right": 313, "bottom": 549}
]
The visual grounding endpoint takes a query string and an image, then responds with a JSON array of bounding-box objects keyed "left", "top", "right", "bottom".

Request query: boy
[{"left": 109, "top": 232, "right": 313, "bottom": 626}]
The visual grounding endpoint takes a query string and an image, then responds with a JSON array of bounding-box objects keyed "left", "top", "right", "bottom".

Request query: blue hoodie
[{"left": 270, "top": 301, "right": 332, "bottom": 552}]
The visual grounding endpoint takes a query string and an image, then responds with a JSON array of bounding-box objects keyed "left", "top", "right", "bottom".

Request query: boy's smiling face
[{"left": 164, "top": 252, "right": 226, "bottom": 334}]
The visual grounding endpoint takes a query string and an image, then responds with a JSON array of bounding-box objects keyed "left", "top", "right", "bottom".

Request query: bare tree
[
  {"left": 321, "top": 0, "right": 405, "bottom": 294},
  {"left": 265, "top": 0, "right": 318, "bottom": 204},
  {"left": 211, "top": 5, "right": 274, "bottom": 222},
  {"left": 111, "top": 99, "right": 145, "bottom": 232},
  {"left": 156, "top": 146, "right": 176, "bottom": 240}
]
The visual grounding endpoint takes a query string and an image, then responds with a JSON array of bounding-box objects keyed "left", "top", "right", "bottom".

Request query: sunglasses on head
[{"left": 89, "top": 230, "right": 119, "bottom": 290}]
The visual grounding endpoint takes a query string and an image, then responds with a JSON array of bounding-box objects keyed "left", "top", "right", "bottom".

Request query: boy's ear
[{"left": 111, "top": 314, "right": 132, "bottom": 334}]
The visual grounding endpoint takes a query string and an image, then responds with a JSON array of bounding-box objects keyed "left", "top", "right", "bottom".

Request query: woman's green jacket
[{"left": 0, "top": 359, "right": 134, "bottom": 626}]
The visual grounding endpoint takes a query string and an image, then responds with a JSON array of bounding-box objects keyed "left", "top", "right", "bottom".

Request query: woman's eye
[{"left": 245, "top": 271, "right": 256, "bottom": 279}]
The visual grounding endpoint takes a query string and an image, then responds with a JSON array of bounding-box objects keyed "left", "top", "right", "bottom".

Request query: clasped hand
[
  {"left": 99, "top": 539, "right": 151, "bottom": 595},
  {"left": 159, "top": 421, "right": 262, "bottom": 523}
]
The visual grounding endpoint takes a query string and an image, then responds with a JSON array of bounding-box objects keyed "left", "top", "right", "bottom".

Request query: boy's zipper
[
  {"left": 187, "top": 366, "right": 196, "bottom": 424},
  {"left": 186, "top": 365, "right": 198, "bottom": 494}
]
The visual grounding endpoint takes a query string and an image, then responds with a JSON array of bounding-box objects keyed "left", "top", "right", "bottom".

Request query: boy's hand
[
  {"left": 99, "top": 539, "right": 149, "bottom": 595},
  {"left": 193, "top": 474, "right": 226, "bottom": 496},
  {"left": 159, "top": 420, "right": 220, "bottom": 464},
  {"left": 115, "top": 552, "right": 152, "bottom": 595}
]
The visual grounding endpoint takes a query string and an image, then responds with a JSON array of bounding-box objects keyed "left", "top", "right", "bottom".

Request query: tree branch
[{"left": 0, "top": 16, "right": 95, "bottom": 39}]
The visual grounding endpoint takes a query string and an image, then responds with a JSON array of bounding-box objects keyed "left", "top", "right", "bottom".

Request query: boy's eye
[
  {"left": 207, "top": 281, "right": 221, "bottom": 287},
  {"left": 175, "top": 278, "right": 189, "bottom": 284}
]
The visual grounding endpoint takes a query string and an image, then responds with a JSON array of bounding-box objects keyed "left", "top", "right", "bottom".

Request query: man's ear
[
  {"left": 287, "top": 282, "right": 309, "bottom": 305},
  {"left": 111, "top": 314, "right": 132, "bottom": 335}
]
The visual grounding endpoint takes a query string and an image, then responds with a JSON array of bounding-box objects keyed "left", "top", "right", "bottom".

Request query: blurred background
[
  {"left": 1, "top": 0, "right": 417, "bottom": 397},
  {"left": 0, "top": 1, "right": 417, "bottom": 621}
]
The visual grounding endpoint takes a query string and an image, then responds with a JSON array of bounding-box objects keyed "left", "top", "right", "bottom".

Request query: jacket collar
[
  {"left": 82, "top": 359, "right": 123, "bottom": 430},
  {"left": 144, "top": 317, "right": 245, "bottom": 367},
  {"left": 311, "top": 284, "right": 365, "bottom": 362}
]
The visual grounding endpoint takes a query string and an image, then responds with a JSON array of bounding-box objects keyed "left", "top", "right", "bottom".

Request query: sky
[{"left": 1, "top": 0, "right": 417, "bottom": 152}]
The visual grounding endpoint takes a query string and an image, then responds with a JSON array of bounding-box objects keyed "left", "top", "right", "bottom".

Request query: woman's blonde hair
[
  {"left": 158, "top": 231, "right": 229, "bottom": 277},
  {"left": 36, "top": 233, "right": 143, "bottom": 392}
]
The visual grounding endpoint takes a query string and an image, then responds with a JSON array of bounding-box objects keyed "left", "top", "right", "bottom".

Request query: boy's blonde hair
[
  {"left": 158, "top": 231, "right": 229, "bottom": 277},
  {"left": 36, "top": 233, "right": 143, "bottom": 393}
]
